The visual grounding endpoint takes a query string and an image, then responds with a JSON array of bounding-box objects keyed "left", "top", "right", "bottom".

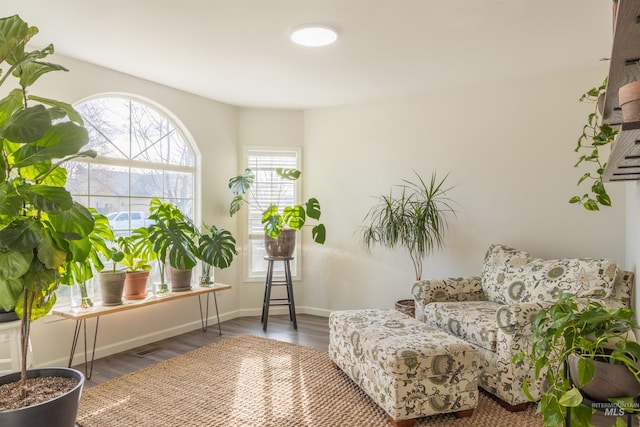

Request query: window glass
[{"left": 244, "top": 148, "right": 300, "bottom": 280}]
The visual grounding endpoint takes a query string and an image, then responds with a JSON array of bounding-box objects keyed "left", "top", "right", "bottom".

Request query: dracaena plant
[
  {"left": 228, "top": 168, "right": 326, "bottom": 244},
  {"left": 0, "top": 15, "right": 97, "bottom": 398}
]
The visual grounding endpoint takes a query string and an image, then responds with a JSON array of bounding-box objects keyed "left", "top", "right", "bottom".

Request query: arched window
[
  {"left": 67, "top": 95, "right": 196, "bottom": 232},
  {"left": 60, "top": 95, "right": 197, "bottom": 306}
]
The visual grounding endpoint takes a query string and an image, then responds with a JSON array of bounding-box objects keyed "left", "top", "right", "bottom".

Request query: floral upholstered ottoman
[{"left": 329, "top": 309, "right": 479, "bottom": 427}]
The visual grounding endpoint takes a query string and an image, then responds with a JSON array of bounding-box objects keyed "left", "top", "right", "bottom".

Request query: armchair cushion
[
  {"left": 481, "top": 243, "right": 618, "bottom": 304},
  {"left": 422, "top": 301, "right": 502, "bottom": 352}
]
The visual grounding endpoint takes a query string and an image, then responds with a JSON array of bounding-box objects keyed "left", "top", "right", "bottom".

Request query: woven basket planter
[{"left": 394, "top": 299, "right": 415, "bottom": 318}]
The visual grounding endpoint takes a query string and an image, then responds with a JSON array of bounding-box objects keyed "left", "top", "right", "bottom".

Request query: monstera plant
[
  {"left": 228, "top": 167, "right": 326, "bottom": 244},
  {"left": 0, "top": 14, "right": 96, "bottom": 417}
]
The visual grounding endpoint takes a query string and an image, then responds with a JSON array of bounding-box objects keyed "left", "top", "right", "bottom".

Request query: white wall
[
  {"left": 7, "top": 53, "right": 628, "bottom": 367},
  {"left": 234, "top": 108, "right": 305, "bottom": 315},
  {"left": 23, "top": 54, "right": 245, "bottom": 367},
  {"left": 301, "top": 65, "right": 626, "bottom": 314}
]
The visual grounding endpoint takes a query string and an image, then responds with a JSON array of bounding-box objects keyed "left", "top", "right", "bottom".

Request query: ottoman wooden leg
[
  {"left": 455, "top": 409, "right": 474, "bottom": 418},
  {"left": 387, "top": 415, "right": 415, "bottom": 427},
  {"left": 498, "top": 400, "right": 528, "bottom": 412}
]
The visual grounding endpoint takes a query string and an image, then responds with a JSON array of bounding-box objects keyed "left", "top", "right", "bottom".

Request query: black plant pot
[
  {"left": 0, "top": 368, "right": 84, "bottom": 427},
  {"left": 568, "top": 353, "right": 640, "bottom": 401},
  {"left": 0, "top": 309, "right": 18, "bottom": 323}
]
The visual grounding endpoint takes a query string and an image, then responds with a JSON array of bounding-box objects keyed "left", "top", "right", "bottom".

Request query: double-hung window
[{"left": 244, "top": 147, "right": 301, "bottom": 280}]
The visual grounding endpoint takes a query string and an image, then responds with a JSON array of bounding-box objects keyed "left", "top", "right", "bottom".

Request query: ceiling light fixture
[{"left": 290, "top": 24, "right": 338, "bottom": 47}]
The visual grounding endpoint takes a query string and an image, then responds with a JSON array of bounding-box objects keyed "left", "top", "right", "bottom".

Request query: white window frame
[
  {"left": 242, "top": 146, "right": 302, "bottom": 282},
  {"left": 55, "top": 93, "right": 199, "bottom": 308}
]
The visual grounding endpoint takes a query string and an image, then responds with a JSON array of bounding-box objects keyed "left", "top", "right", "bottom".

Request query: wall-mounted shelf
[
  {"left": 602, "top": 0, "right": 640, "bottom": 182},
  {"left": 602, "top": 121, "right": 640, "bottom": 181}
]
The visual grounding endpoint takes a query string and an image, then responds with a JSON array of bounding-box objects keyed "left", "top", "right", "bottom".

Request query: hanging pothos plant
[{"left": 569, "top": 78, "right": 618, "bottom": 211}]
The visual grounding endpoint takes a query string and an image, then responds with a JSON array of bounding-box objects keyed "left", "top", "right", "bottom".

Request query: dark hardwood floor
[{"left": 76, "top": 314, "right": 330, "bottom": 387}]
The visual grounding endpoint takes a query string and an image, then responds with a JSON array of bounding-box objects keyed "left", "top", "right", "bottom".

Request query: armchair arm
[
  {"left": 411, "top": 276, "right": 485, "bottom": 304},
  {"left": 411, "top": 277, "right": 485, "bottom": 321},
  {"left": 494, "top": 301, "right": 556, "bottom": 405},
  {"left": 495, "top": 301, "right": 554, "bottom": 337}
]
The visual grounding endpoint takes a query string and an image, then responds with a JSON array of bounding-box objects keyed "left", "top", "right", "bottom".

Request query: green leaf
[
  {"left": 36, "top": 228, "right": 67, "bottom": 269},
  {"left": 18, "top": 58, "right": 67, "bottom": 88},
  {"left": 312, "top": 223, "right": 326, "bottom": 244},
  {"left": 0, "top": 15, "right": 36, "bottom": 65},
  {"left": 0, "top": 250, "right": 32, "bottom": 280},
  {"left": 228, "top": 168, "right": 254, "bottom": 195},
  {"left": 19, "top": 161, "right": 66, "bottom": 186},
  {"left": 540, "top": 394, "right": 564, "bottom": 427},
  {"left": 28, "top": 95, "right": 84, "bottom": 125},
  {"left": 583, "top": 199, "right": 600, "bottom": 211},
  {"left": 0, "top": 89, "right": 23, "bottom": 128},
  {"left": 198, "top": 225, "right": 237, "bottom": 269},
  {"left": 570, "top": 404, "right": 593, "bottom": 426},
  {"left": 18, "top": 183, "right": 73, "bottom": 213},
  {"left": 568, "top": 196, "right": 581, "bottom": 204},
  {"left": 229, "top": 195, "right": 245, "bottom": 216},
  {"left": 558, "top": 386, "right": 583, "bottom": 407},
  {"left": 275, "top": 168, "right": 301, "bottom": 180},
  {"left": 0, "top": 217, "right": 43, "bottom": 252},
  {"left": 596, "top": 193, "right": 612, "bottom": 207},
  {"left": 48, "top": 201, "right": 95, "bottom": 241},
  {"left": 0, "top": 181, "right": 21, "bottom": 221},
  {"left": 306, "top": 197, "right": 321, "bottom": 220},
  {"left": 12, "top": 121, "right": 89, "bottom": 168},
  {"left": 577, "top": 356, "right": 595, "bottom": 387},
  {"left": 283, "top": 204, "right": 306, "bottom": 230},
  {"left": 0, "top": 104, "right": 51, "bottom": 143},
  {"left": 262, "top": 205, "right": 283, "bottom": 239},
  {"left": 0, "top": 277, "right": 22, "bottom": 311}
]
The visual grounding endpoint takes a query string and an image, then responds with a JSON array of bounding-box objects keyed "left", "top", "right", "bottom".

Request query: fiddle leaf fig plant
[
  {"left": 228, "top": 167, "right": 326, "bottom": 244},
  {"left": 569, "top": 78, "right": 618, "bottom": 211},
  {"left": 0, "top": 15, "right": 96, "bottom": 398}
]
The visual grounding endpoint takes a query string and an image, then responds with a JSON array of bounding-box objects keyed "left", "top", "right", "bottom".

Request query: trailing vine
[{"left": 569, "top": 78, "right": 618, "bottom": 211}]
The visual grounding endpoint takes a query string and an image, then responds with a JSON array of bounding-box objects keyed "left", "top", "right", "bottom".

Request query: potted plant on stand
[
  {"left": 60, "top": 209, "right": 116, "bottom": 308},
  {"left": 0, "top": 15, "right": 97, "bottom": 426},
  {"left": 228, "top": 167, "right": 326, "bottom": 257},
  {"left": 358, "top": 171, "right": 457, "bottom": 316},
  {"left": 98, "top": 247, "right": 125, "bottom": 306},
  {"left": 117, "top": 227, "right": 155, "bottom": 299},
  {"left": 514, "top": 293, "right": 640, "bottom": 427},
  {"left": 147, "top": 199, "right": 201, "bottom": 291}
]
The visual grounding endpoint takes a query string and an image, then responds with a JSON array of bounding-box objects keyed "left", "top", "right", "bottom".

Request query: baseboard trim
[{"left": 40, "top": 306, "right": 330, "bottom": 368}]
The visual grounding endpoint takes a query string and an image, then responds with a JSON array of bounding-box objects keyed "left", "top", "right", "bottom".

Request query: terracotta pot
[
  {"left": 123, "top": 270, "right": 150, "bottom": 300},
  {"left": 169, "top": 267, "right": 193, "bottom": 291},
  {"left": 99, "top": 270, "right": 126, "bottom": 306},
  {"left": 568, "top": 352, "right": 640, "bottom": 401},
  {"left": 618, "top": 80, "right": 640, "bottom": 123},
  {"left": 264, "top": 229, "right": 296, "bottom": 258},
  {"left": 0, "top": 368, "right": 84, "bottom": 427}
]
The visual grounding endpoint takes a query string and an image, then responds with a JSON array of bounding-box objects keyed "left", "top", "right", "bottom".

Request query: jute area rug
[{"left": 76, "top": 335, "right": 542, "bottom": 426}]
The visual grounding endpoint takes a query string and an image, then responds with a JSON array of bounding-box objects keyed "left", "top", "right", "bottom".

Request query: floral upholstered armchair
[{"left": 411, "top": 243, "right": 634, "bottom": 410}]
